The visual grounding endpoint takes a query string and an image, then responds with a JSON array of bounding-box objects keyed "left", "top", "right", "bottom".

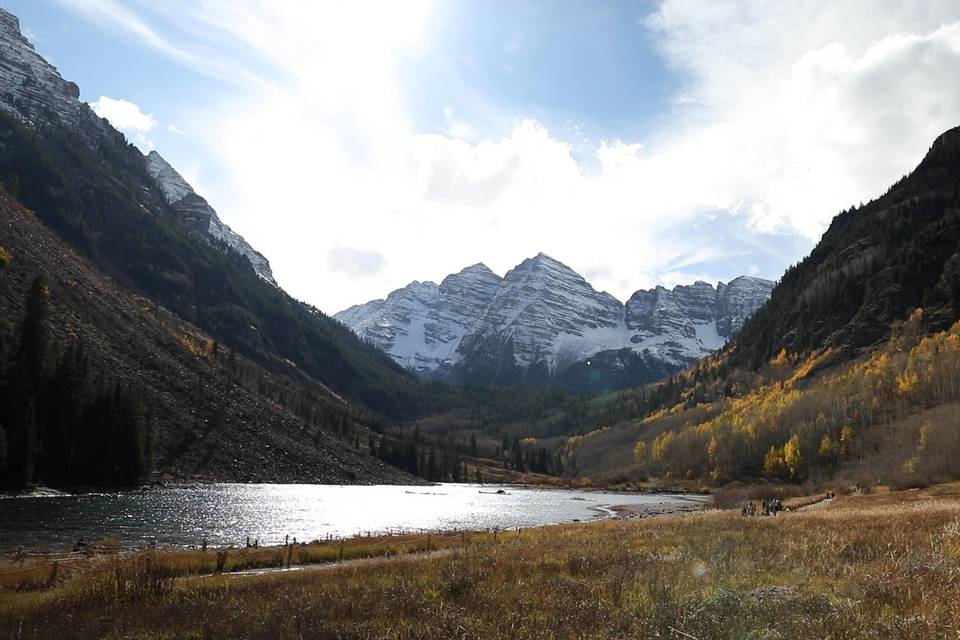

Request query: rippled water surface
[{"left": 0, "top": 484, "right": 698, "bottom": 552}]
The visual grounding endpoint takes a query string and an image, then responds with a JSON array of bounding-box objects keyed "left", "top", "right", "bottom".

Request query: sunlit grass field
[{"left": 3, "top": 484, "right": 960, "bottom": 639}]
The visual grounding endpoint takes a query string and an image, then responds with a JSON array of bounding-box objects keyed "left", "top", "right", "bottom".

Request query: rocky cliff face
[
  {"left": 336, "top": 254, "right": 774, "bottom": 390},
  {"left": 0, "top": 9, "right": 275, "bottom": 286},
  {"left": 146, "top": 152, "right": 276, "bottom": 285},
  {"left": 0, "top": 9, "right": 84, "bottom": 129}
]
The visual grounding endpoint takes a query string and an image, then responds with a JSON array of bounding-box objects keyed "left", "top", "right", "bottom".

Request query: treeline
[
  {"left": 634, "top": 309, "right": 960, "bottom": 484},
  {"left": 500, "top": 434, "right": 557, "bottom": 475},
  {"left": 370, "top": 426, "right": 561, "bottom": 481},
  {"left": 372, "top": 427, "right": 469, "bottom": 482},
  {"left": 0, "top": 277, "right": 153, "bottom": 489}
]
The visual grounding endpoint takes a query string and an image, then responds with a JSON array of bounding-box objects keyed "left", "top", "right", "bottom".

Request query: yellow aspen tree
[
  {"left": 633, "top": 440, "right": 647, "bottom": 466},
  {"left": 784, "top": 434, "right": 803, "bottom": 479}
]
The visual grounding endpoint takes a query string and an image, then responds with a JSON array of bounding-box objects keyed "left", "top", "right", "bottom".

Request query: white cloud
[
  {"left": 90, "top": 95, "right": 156, "bottom": 132},
  {"left": 61, "top": 1, "right": 960, "bottom": 313},
  {"left": 643, "top": 1, "right": 960, "bottom": 239},
  {"left": 90, "top": 95, "right": 158, "bottom": 150}
]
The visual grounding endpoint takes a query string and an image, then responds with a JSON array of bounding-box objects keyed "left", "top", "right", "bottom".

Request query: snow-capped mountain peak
[{"left": 335, "top": 255, "right": 775, "bottom": 390}]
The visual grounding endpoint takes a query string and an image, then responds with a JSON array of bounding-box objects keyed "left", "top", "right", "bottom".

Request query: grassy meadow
[{"left": 2, "top": 484, "right": 960, "bottom": 638}]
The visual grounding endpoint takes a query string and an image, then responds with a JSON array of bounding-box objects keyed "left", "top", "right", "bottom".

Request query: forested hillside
[{"left": 0, "top": 195, "right": 419, "bottom": 488}]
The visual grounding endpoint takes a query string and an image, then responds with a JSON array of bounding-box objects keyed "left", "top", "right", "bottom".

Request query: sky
[{"left": 7, "top": 0, "right": 960, "bottom": 313}]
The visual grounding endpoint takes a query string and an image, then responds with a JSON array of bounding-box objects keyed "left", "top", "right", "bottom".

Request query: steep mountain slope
[
  {"left": 731, "top": 125, "right": 960, "bottom": 368},
  {"left": 337, "top": 253, "right": 773, "bottom": 391},
  {"left": 0, "top": 10, "right": 83, "bottom": 130},
  {"left": 0, "top": 194, "right": 416, "bottom": 485},
  {"left": 0, "top": 8, "right": 425, "bottom": 421}
]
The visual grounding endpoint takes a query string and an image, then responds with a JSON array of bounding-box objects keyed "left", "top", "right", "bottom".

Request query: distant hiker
[{"left": 762, "top": 498, "right": 783, "bottom": 516}]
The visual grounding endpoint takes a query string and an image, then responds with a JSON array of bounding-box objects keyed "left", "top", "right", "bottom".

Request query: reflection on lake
[{"left": 0, "top": 483, "right": 700, "bottom": 552}]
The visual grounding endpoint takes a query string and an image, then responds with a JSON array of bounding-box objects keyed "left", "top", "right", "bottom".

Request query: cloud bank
[{"left": 61, "top": 1, "right": 960, "bottom": 313}]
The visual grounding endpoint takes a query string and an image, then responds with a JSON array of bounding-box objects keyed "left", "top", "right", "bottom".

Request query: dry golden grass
[
  {"left": 3, "top": 485, "right": 960, "bottom": 638},
  {"left": 0, "top": 530, "right": 477, "bottom": 595}
]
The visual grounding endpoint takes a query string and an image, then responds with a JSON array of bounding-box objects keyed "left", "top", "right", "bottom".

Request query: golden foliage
[
  {"left": 783, "top": 434, "right": 802, "bottom": 479},
  {"left": 771, "top": 347, "right": 792, "bottom": 366},
  {"left": 818, "top": 434, "right": 838, "bottom": 460},
  {"left": 633, "top": 440, "right": 647, "bottom": 466},
  {"left": 633, "top": 311, "right": 960, "bottom": 482}
]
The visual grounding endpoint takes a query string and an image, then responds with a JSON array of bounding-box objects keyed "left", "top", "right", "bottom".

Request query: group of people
[{"left": 740, "top": 498, "right": 784, "bottom": 517}]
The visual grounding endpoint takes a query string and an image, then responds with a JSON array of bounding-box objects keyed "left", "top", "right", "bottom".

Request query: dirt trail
[
  {"left": 194, "top": 548, "right": 456, "bottom": 581},
  {"left": 794, "top": 496, "right": 837, "bottom": 511}
]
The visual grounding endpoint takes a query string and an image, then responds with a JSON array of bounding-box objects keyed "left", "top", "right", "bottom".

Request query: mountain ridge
[
  {"left": 335, "top": 255, "right": 774, "bottom": 391},
  {"left": 145, "top": 151, "right": 276, "bottom": 285}
]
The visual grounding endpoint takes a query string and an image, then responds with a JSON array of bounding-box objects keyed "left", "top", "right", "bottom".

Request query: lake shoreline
[{"left": 0, "top": 483, "right": 697, "bottom": 556}]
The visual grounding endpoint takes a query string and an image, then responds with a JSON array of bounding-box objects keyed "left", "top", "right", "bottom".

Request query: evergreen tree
[
  {"left": 511, "top": 436, "right": 524, "bottom": 472},
  {"left": 6, "top": 398, "right": 35, "bottom": 488},
  {"left": 40, "top": 342, "right": 88, "bottom": 484},
  {"left": 3, "top": 276, "right": 52, "bottom": 488},
  {"left": 0, "top": 420, "right": 6, "bottom": 479},
  {"left": 114, "top": 386, "right": 150, "bottom": 485}
]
